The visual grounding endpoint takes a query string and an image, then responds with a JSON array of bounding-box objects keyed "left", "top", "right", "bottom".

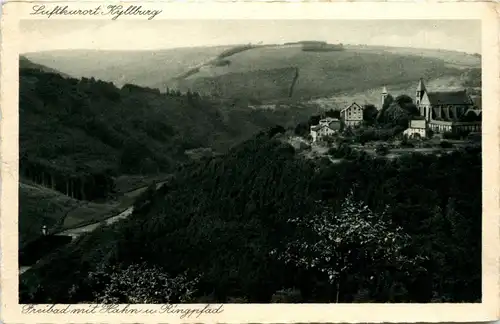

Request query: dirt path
[
  {"left": 19, "top": 181, "right": 166, "bottom": 275},
  {"left": 57, "top": 181, "right": 165, "bottom": 238}
]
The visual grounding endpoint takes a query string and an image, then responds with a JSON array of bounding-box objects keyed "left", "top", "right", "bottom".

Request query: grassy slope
[
  {"left": 23, "top": 46, "right": 235, "bottom": 89},
  {"left": 344, "top": 45, "right": 480, "bottom": 68},
  {"left": 19, "top": 176, "right": 162, "bottom": 247},
  {"left": 19, "top": 182, "right": 121, "bottom": 246},
  {"left": 19, "top": 182, "right": 80, "bottom": 247},
  {"left": 309, "top": 75, "right": 471, "bottom": 110},
  {"left": 23, "top": 44, "right": 479, "bottom": 102},
  {"left": 177, "top": 45, "right": 469, "bottom": 101}
]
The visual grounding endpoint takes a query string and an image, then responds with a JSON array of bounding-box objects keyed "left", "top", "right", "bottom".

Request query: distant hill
[
  {"left": 20, "top": 56, "right": 70, "bottom": 77},
  {"left": 23, "top": 43, "right": 479, "bottom": 103},
  {"left": 22, "top": 46, "right": 237, "bottom": 89}
]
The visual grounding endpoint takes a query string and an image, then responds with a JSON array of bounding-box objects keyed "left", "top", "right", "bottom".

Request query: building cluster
[
  {"left": 403, "top": 78, "right": 481, "bottom": 138},
  {"left": 310, "top": 78, "right": 482, "bottom": 143}
]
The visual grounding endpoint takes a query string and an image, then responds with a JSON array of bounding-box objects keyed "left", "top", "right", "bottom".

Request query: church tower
[
  {"left": 416, "top": 78, "right": 426, "bottom": 106},
  {"left": 381, "top": 86, "right": 388, "bottom": 108}
]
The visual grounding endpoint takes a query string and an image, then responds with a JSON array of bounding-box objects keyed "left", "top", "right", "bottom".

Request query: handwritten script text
[
  {"left": 22, "top": 304, "right": 224, "bottom": 319},
  {"left": 30, "top": 5, "right": 163, "bottom": 20}
]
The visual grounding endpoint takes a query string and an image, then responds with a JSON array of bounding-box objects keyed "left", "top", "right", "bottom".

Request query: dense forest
[
  {"left": 20, "top": 129, "right": 481, "bottom": 303},
  {"left": 20, "top": 62, "right": 316, "bottom": 200}
]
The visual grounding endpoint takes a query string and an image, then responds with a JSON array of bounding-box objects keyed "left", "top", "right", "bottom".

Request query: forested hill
[
  {"left": 19, "top": 62, "right": 316, "bottom": 200},
  {"left": 20, "top": 56, "right": 70, "bottom": 77},
  {"left": 20, "top": 130, "right": 482, "bottom": 304}
]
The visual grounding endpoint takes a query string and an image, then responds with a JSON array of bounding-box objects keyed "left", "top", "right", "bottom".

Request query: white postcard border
[{"left": 1, "top": 1, "right": 499, "bottom": 323}]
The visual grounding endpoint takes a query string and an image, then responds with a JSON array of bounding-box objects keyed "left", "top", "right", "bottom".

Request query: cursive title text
[{"left": 30, "top": 5, "right": 163, "bottom": 20}]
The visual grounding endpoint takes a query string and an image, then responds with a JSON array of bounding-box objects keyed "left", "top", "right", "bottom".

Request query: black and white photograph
[{"left": 14, "top": 16, "right": 486, "bottom": 306}]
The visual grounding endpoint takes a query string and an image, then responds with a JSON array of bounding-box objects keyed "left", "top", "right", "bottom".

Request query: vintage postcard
[{"left": 1, "top": 1, "right": 499, "bottom": 323}]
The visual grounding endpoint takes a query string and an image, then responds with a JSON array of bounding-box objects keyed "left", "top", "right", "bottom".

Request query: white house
[
  {"left": 310, "top": 118, "right": 341, "bottom": 142},
  {"left": 341, "top": 102, "right": 363, "bottom": 127},
  {"left": 403, "top": 119, "right": 427, "bottom": 138}
]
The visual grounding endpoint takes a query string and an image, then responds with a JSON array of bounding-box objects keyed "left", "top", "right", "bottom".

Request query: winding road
[{"left": 19, "top": 181, "right": 166, "bottom": 275}]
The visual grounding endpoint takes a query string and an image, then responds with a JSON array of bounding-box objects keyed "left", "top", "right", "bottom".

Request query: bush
[
  {"left": 423, "top": 142, "right": 434, "bottom": 148},
  {"left": 442, "top": 131, "right": 462, "bottom": 140},
  {"left": 400, "top": 138, "right": 415, "bottom": 148},
  {"left": 271, "top": 288, "right": 302, "bottom": 303},
  {"left": 375, "top": 144, "right": 389, "bottom": 156},
  {"left": 329, "top": 144, "right": 354, "bottom": 159},
  {"left": 85, "top": 263, "right": 199, "bottom": 303},
  {"left": 322, "top": 135, "right": 336, "bottom": 145},
  {"left": 440, "top": 141, "right": 453, "bottom": 148}
]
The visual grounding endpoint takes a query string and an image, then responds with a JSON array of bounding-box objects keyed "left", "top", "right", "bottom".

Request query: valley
[{"left": 18, "top": 41, "right": 482, "bottom": 304}]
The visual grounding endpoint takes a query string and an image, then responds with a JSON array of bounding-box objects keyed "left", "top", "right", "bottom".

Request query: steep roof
[
  {"left": 311, "top": 120, "right": 340, "bottom": 132},
  {"left": 470, "top": 95, "right": 482, "bottom": 109},
  {"left": 426, "top": 90, "right": 472, "bottom": 105},
  {"left": 416, "top": 78, "right": 426, "bottom": 93},
  {"left": 341, "top": 102, "right": 362, "bottom": 113}
]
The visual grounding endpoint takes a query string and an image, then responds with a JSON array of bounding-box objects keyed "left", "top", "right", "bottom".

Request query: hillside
[
  {"left": 20, "top": 132, "right": 482, "bottom": 304},
  {"left": 175, "top": 44, "right": 472, "bottom": 101},
  {"left": 19, "top": 56, "right": 70, "bottom": 77},
  {"left": 20, "top": 60, "right": 318, "bottom": 200},
  {"left": 308, "top": 74, "right": 475, "bottom": 110},
  {"left": 18, "top": 181, "right": 122, "bottom": 248},
  {"left": 22, "top": 46, "right": 237, "bottom": 89},
  {"left": 19, "top": 182, "right": 82, "bottom": 247},
  {"left": 23, "top": 44, "right": 479, "bottom": 103}
]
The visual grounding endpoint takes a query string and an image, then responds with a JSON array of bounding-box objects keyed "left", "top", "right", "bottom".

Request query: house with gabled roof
[
  {"left": 340, "top": 102, "right": 363, "bottom": 127},
  {"left": 310, "top": 117, "right": 341, "bottom": 142}
]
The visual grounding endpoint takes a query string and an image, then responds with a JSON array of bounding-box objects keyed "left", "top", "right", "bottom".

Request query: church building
[{"left": 388, "top": 79, "right": 481, "bottom": 137}]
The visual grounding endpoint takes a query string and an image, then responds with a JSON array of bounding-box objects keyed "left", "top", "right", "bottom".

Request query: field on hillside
[
  {"left": 19, "top": 183, "right": 80, "bottom": 247},
  {"left": 308, "top": 75, "right": 469, "bottom": 110},
  {"left": 24, "top": 44, "right": 479, "bottom": 102},
  {"left": 19, "top": 182, "right": 120, "bottom": 246},
  {"left": 170, "top": 44, "right": 469, "bottom": 101},
  {"left": 23, "top": 46, "right": 236, "bottom": 89},
  {"left": 345, "top": 45, "right": 481, "bottom": 68}
]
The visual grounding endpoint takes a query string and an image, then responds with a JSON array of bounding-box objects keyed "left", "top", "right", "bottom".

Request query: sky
[{"left": 20, "top": 19, "right": 481, "bottom": 54}]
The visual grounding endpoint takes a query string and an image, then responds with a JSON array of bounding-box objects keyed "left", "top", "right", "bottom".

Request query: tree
[
  {"left": 376, "top": 94, "right": 394, "bottom": 124},
  {"left": 294, "top": 122, "right": 309, "bottom": 137},
  {"left": 85, "top": 263, "right": 199, "bottom": 303},
  {"left": 325, "top": 109, "right": 341, "bottom": 119},
  {"left": 381, "top": 102, "right": 412, "bottom": 128},
  {"left": 308, "top": 115, "right": 321, "bottom": 126},
  {"left": 362, "top": 104, "right": 378, "bottom": 126},
  {"left": 267, "top": 125, "right": 286, "bottom": 138},
  {"left": 394, "top": 95, "right": 419, "bottom": 116},
  {"left": 274, "top": 191, "right": 426, "bottom": 302}
]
